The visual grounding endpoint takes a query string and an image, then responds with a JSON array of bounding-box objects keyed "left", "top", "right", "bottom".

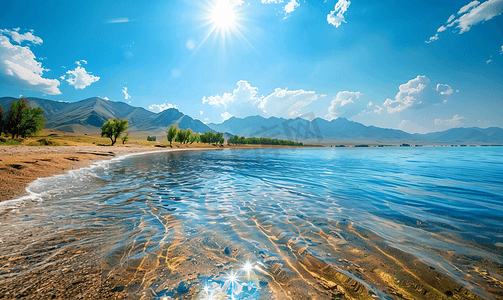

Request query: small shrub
[{"left": 0, "top": 140, "right": 20, "bottom": 145}]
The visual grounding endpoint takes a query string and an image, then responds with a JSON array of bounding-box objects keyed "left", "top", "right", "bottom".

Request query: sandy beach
[{"left": 0, "top": 145, "right": 160, "bottom": 202}]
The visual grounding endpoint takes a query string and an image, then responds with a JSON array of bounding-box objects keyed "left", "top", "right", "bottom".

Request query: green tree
[
  {"left": 101, "top": 119, "right": 129, "bottom": 146},
  {"left": 18, "top": 107, "right": 45, "bottom": 138},
  {"left": 200, "top": 132, "right": 207, "bottom": 144},
  {"left": 189, "top": 132, "right": 200, "bottom": 144},
  {"left": 0, "top": 104, "right": 4, "bottom": 135},
  {"left": 176, "top": 129, "right": 186, "bottom": 144},
  {"left": 122, "top": 133, "right": 129, "bottom": 144},
  {"left": 216, "top": 132, "right": 223, "bottom": 144},
  {"left": 5, "top": 98, "right": 29, "bottom": 138},
  {"left": 167, "top": 125, "right": 178, "bottom": 146},
  {"left": 184, "top": 128, "right": 192, "bottom": 144}
]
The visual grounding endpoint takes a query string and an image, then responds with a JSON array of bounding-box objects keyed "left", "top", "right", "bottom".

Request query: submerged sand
[{"left": 0, "top": 145, "right": 502, "bottom": 299}]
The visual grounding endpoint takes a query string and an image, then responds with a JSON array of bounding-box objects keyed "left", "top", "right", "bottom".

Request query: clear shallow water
[{"left": 1, "top": 147, "right": 503, "bottom": 299}]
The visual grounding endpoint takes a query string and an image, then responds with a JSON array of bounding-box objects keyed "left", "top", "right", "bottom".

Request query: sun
[
  {"left": 210, "top": 0, "right": 237, "bottom": 30},
  {"left": 197, "top": 0, "right": 251, "bottom": 51}
]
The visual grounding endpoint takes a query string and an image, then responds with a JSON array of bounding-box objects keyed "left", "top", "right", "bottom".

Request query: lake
[{"left": 1, "top": 147, "right": 502, "bottom": 299}]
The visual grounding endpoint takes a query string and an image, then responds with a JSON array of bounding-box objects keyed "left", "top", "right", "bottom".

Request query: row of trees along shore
[
  {"left": 228, "top": 135, "right": 303, "bottom": 146},
  {"left": 0, "top": 99, "right": 45, "bottom": 139},
  {"left": 166, "top": 125, "right": 224, "bottom": 146}
]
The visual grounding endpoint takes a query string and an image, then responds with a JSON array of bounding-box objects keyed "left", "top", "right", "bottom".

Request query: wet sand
[{"left": 0, "top": 145, "right": 160, "bottom": 203}]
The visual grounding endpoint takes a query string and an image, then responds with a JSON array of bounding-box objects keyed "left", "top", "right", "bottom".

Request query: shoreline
[
  {"left": 0, "top": 144, "right": 304, "bottom": 203},
  {"left": 0, "top": 145, "right": 161, "bottom": 203}
]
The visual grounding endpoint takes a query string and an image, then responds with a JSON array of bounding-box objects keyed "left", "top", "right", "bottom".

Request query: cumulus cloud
[
  {"left": 202, "top": 80, "right": 322, "bottom": 121},
  {"left": 149, "top": 103, "right": 177, "bottom": 113},
  {"left": 325, "top": 91, "right": 364, "bottom": 120},
  {"left": 398, "top": 120, "right": 429, "bottom": 134},
  {"left": 65, "top": 65, "right": 100, "bottom": 89},
  {"left": 0, "top": 30, "right": 61, "bottom": 95},
  {"left": 221, "top": 112, "right": 234, "bottom": 121},
  {"left": 327, "top": 0, "right": 351, "bottom": 27},
  {"left": 75, "top": 60, "right": 87, "bottom": 66},
  {"left": 383, "top": 76, "right": 452, "bottom": 114},
  {"left": 122, "top": 87, "right": 131, "bottom": 99},
  {"left": 103, "top": 97, "right": 109, "bottom": 101},
  {"left": 284, "top": 0, "right": 300, "bottom": 15},
  {"left": 0, "top": 29, "right": 43, "bottom": 44},
  {"left": 434, "top": 114, "right": 465, "bottom": 127},
  {"left": 203, "top": 80, "right": 260, "bottom": 109},
  {"left": 436, "top": 83, "right": 454, "bottom": 95},
  {"left": 427, "top": 0, "right": 503, "bottom": 42},
  {"left": 500, "top": 45, "right": 503, "bottom": 53},
  {"left": 261, "top": 0, "right": 283, "bottom": 3}
]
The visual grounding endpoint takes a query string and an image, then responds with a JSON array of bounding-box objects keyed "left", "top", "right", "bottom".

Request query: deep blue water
[{"left": 1, "top": 147, "right": 502, "bottom": 299}]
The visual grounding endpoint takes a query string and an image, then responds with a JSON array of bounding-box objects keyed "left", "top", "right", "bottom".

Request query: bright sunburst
[
  {"left": 210, "top": 0, "right": 237, "bottom": 30},
  {"left": 198, "top": 0, "right": 251, "bottom": 51}
]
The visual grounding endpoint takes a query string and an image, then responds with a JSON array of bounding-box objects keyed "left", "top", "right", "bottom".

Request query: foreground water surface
[{"left": 1, "top": 147, "right": 502, "bottom": 299}]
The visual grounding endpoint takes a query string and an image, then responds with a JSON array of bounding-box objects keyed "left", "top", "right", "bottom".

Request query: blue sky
[{"left": 0, "top": 0, "right": 502, "bottom": 133}]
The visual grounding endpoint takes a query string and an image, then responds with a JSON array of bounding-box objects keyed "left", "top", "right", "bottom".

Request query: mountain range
[
  {"left": 1, "top": 96, "right": 502, "bottom": 144},
  {"left": 0, "top": 97, "right": 214, "bottom": 136}
]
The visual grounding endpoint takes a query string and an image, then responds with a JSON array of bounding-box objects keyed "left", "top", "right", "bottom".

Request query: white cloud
[
  {"left": 0, "top": 29, "right": 43, "bottom": 44},
  {"left": 200, "top": 111, "right": 204, "bottom": 115},
  {"left": 260, "top": 87, "right": 319, "bottom": 117},
  {"left": 221, "top": 112, "right": 234, "bottom": 121},
  {"left": 486, "top": 59, "right": 493, "bottom": 63},
  {"left": 500, "top": 45, "right": 503, "bottom": 53},
  {"left": 122, "top": 87, "right": 131, "bottom": 99},
  {"left": 75, "top": 60, "right": 87, "bottom": 66},
  {"left": 261, "top": 0, "right": 283, "bottom": 3},
  {"left": 0, "top": 31, "right": 61, "bottom": 95},
  {"left": 284, "top": 0, "right": 300, "bottom": 14},
  {"left": 202, "top": 80, "right": 322, "bottom": 120},
  {"left": 429, "top": 0, "right": 503, "bottom": 42},
  {"left": 327, "top": 0, "right": 351, "bottom": 27},
  {"left": 434, "top": 114, "right": 465, "bottom": 127},
  {"left": 455, "top": 0, "right": 503, "bottom": 33},
  {"left": 383, "top": 76, "right": 451, "bottom": 114},
  {"left": 202, "top": 80, "right": 260, "bottom": 108},
  {"left": 398, "top": 120, "right": 429, "bottom": 134},
  {"left": 425, "top": 34, "right": 439, "bottom": 43},
  {"left": 325, "top": 91, "right": 364, "bottom": 120},
  {"left": 107, "top": 18, "right": 130, "bottom": 24},
  {"left": 149, "top": 103, "right": 177, "bottom": 112},
  {"left": 66, "top": 66, "right": 100, "bottom": 89},
  {"left": 436, "top": 83, "right": 454, "bottom": 95},
  {"left": 103, "top": 97, "right": 109, "bottom": 101},
  {"left": 458, "top": 0, "right": 480, "bottom": 14}
]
